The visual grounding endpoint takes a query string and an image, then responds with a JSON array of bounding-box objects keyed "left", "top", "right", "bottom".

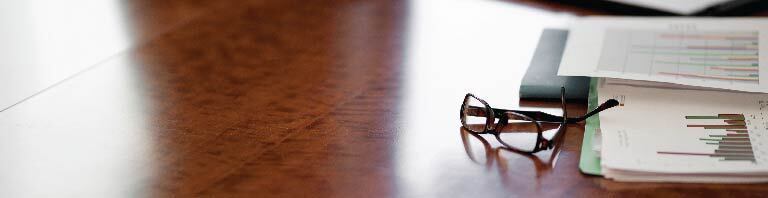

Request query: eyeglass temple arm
[
  {"left": 466, "top": 99, "right": 619, "bottom": 123},
  {"left": 493, "top": 109, "right": 563, "bottom": 123},
  {"left": 485, "top": 99, "right": 619, "bottom": 123},
  {"left": 565, "top": 99, "right": 619, "bottom": 123},
  {"left": 465, "top": 106, "right": 489, "bottom": 117},
  {"left": 466, "top": 106, "right": 567, "bottom": 123}
]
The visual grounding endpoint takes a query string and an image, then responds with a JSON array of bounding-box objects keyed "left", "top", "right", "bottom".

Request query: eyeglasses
[{"left": 459, "top": 87, "right": 618, "bottom": 153}]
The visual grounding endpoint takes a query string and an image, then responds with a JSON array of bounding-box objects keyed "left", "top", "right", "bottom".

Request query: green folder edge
[{"left": 578, "top": 78, "right": 602, "bottom": 175}]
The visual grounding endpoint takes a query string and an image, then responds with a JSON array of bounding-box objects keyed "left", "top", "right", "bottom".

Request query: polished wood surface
[{"left": 3, "top": 0, "right": 768, "bottom": 197}]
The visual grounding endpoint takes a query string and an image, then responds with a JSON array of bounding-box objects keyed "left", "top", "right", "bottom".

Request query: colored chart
[
  {"left": 598, "top": 30, "right": 759, "bottom": 83},
  {"left": 658, "top": 114, "right": 756, "bottom": 162}
]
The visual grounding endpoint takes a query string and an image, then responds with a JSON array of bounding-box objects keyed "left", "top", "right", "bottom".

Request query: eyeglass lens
[
  {"left": 462, "top": 95, "right": 491, "bottom": 133},
  {"left": 493, "top": 118, "right": 542, "bottom": 152}
]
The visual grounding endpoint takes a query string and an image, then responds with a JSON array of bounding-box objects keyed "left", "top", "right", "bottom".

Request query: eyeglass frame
[{"left": 459, "top": 87, "right": 618, "bottom": 153}]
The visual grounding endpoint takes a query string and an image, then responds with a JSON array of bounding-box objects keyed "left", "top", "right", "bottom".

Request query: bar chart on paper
[
  {"left": 657, "top": 113, "right": 768, "bottom": 164},
  {"left": 598, "top": 30, "right": 759, "bottom": 84}
]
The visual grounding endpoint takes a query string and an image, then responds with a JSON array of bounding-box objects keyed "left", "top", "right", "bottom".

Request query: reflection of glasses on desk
[
  {"left": 459, "top": 87, "right": 618, "bottom": 153},
  {"left": 459, "top": 127, "right": 563, "bottom": 178}
]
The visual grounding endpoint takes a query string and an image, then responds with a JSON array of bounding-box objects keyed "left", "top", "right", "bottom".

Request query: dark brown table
[{"left": 4, "top": 0, "right": 768, "bottom": 197}]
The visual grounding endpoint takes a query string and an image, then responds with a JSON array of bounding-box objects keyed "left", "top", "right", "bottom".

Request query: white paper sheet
[{"left": 559, "top": 17, "right": 768, "bottom": 93}]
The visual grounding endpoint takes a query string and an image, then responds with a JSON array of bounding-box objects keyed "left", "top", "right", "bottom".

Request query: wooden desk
[{"left": 3, "top": 0, "right": 768, "bottom": 197}]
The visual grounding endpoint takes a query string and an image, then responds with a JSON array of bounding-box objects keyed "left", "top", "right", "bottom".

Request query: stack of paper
[
  {"left": 559, "top": 17, "right": 768, "bottom": 183},
  {"left": 598, "top": 78, "right": 768, "bottom": 183}
]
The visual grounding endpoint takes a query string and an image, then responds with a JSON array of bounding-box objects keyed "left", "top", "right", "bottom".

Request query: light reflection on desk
[
  {"left": 0, "top": 56, "right": 155, "bottom": 197},
  {"left": 0, "top": 0, "right": 132, "bottom": 111},
  {"left": 395, "top": 0, "right": 574, "bottom": 197}
]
